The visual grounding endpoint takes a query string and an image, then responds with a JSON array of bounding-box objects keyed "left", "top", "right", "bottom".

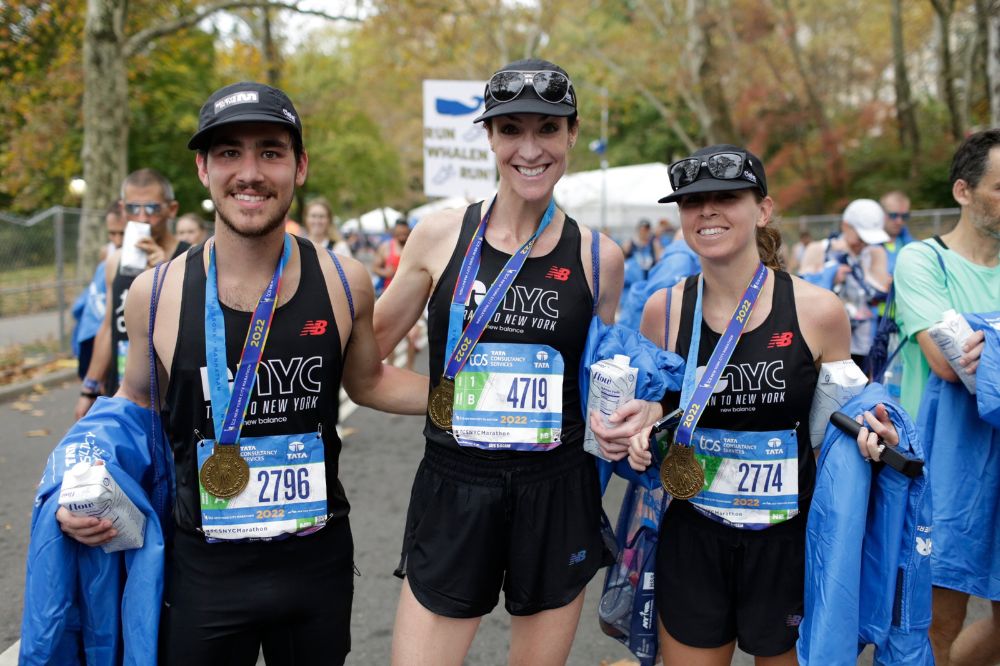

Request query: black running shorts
[
  {"left": 395, "top": 442, "right": 613, "bottom": 618},
  {"left": 655, "top": 500, "right": 805, "bottom": 657},
  {"left": 160, "top": 517, "right": 354, "bottom": 666}
]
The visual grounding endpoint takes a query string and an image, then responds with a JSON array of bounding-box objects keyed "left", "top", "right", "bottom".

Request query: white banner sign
[{"left": 423, "top": 80, "right": 496, "bottom": 199}]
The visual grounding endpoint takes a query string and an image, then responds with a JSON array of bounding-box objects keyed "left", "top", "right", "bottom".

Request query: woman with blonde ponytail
[{"left": 591, "top": 145, "right": 895, "bottom": 666}]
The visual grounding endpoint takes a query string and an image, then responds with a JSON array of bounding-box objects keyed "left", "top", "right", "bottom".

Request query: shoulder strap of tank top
[
  {"left": 148, "top": 259, "right": 172, "bottom": 529},
  {"left": 591, "top": 228, "right": 600, "bottom": 315},
  {"left": 663, "top": 285, "right": 673, "bottom": 350},
  {"left": 923, "top": 238, "right": 950, "bottom": 290},
  {"left": 325, "top": 248, "right": 355, "bottom": 320}
]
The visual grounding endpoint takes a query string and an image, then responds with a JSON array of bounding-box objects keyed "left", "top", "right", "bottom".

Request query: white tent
[
  {"left": 406, "top": 196, "right": 476, "bottom": 226},
  {"left": 554, "top": 163, "right": 677, "bottom": 238},
  {"left": 341, "top": 207, "right": 403, "bottom": 234}
]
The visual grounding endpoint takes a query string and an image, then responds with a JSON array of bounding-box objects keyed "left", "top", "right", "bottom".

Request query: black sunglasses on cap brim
[
  {"left": 488, "top": 70, "right": 575, "bottom": 106},
  {"left": 668, "top": 151, "right": 763, "bottom": 193}
]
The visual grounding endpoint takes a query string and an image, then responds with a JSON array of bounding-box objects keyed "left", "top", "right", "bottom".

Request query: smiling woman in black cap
[
  {"left": 591, "top": 144, "right": 900, "bottom": 665},
  {"left": 373, "top": 59, "right": 624, "bottom": 665}
]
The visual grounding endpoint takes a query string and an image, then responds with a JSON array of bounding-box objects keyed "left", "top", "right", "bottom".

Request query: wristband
[
  {"left": 80, "top": 391, "right": 101, "bottom": 399},
  {"left": 82, "top": 377, "right": 101, "bottom": 393}
]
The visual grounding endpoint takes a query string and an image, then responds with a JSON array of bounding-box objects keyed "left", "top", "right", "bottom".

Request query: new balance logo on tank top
[
  {"left": 671, "top": 271, "right": 818, "bottom": 527},
  {"left": 425, "top": 202, "right": 594, "bottom": 458},
  {"left": 164, "top": 238, "right": 348, "bottom": 535}
]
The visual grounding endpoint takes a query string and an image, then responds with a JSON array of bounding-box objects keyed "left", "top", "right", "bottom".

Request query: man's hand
[
  {"left": 136, "top": 236, "right": 166, "bottom": 267},
  {"left": 959, "top": 329, "right": 986, "bottom": 375},
  {"left": 56, "top": 506, "right": 116, "bottom": 546}
]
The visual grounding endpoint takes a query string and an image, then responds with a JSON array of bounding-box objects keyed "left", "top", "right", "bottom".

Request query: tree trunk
[
  {"left": 683, "top": 0, "right": 718, "bottom": 144},
  {"left": 930, "top": 0, "right": 963, "bottom": 141},
  {"left": 81, "top": 0, "right": 129, "bottom": 266},
  {"left": 891, "top": 0, "right": 920, "bottom": 163},
  {"left": 773, "top": 0, "right": 843, "bottom": 198},
  {"left": 261, "top": 8, "right": 281, "bottom": 87},
  {"left": 698, "top": 15, "right": 737, "bottom": 144}
]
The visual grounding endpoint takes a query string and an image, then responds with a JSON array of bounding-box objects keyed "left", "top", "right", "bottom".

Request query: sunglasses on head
[
  {"left": 887, "top": 211, "right": 910, "bottom": 221},
  {"left": 668, "top": 151, "right": 761, "bottom": 194},
  {"left": 124, "top": 202, "right": 164, "bottom": 217},
  {"left": 488, "top": 70, "right": 575, "bottom": 106}
]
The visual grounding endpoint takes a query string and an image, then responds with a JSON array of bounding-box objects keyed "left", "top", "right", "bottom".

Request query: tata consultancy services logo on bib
[
  {"left": 288, "top": 441, "right": 307, "bottom": 461},
  {"left": 536, "top": 350, "right": 549, "bottom": 362}
]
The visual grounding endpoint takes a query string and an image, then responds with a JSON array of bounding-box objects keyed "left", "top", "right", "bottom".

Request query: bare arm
[
  {"left": 794, "top": 277, "right": 852, "bottom": 364},
  {"left": 75, "top": 251, "right": 120, "bottom": 418},
  {"left": 798, "top": 240, "right": 826, "bottom": 275},
  {"left": 58, "top": 266, "right": 158, "bottom": 546},
  {"left": 794, "top": 276, "right": 896, "bottom": 459},
  {"left": 371, "top": 241, "right": 393, "bottom": 278},
  {"left": 915, "top": 330, "right": 960, "bottom": 382},
  {"left": 373, "top": 210, "right": 459, "bottom": 358},
  {"left": 864, "top": 245, "right": 891, "bottom": 293},
  {"left": 340, "top": 258, "right": 428, "bottom": 414}
]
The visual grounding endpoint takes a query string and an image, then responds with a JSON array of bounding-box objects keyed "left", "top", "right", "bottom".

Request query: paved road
[
  {"left": 0, "top": 371, "right": 991, "bottom": 665},
  {"left": 0, "top": 309, "right": 63, "bottom": 349}
]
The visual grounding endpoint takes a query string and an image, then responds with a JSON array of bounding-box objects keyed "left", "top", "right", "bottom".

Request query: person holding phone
[
  {"left": 593, "top": 145, "right": 897, "bottom": 666},
  {"left": 76, "top": 168, "right": 188, "bottom": 418}
]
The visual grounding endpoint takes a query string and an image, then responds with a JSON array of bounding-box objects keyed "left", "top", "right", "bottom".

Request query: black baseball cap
[
  {"left": 474, "top": 58, "right": 577, "bottom": 123},
  {"left": 188, "top": 82, "right": 303, "bottom": 151},
  {"left": 659, "top": 144, "right": 768, "bottom": 203}
]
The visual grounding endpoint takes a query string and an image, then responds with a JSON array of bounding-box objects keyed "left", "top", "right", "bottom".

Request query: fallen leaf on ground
[
  {"left": 25, "top": 429, "right": 50, "bottom": 437},
  {"left": 9, "top": 401, "right": 32, "bottom": 412},
  {"left": 30, "top": 410, "right": 44, "bottom": 417},
  {"left": 340, "top": 427, "right": 357, "bottom": 438},
  {"left": 32, "top": 384, "right": 47, "bottom": 394}
]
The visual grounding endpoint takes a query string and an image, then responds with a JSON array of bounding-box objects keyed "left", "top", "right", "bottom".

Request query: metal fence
[
  {"left": 0, "top": 204, "right": 967, "bottom": 356},
  {"left": 780, "top": 208, "right": 961, "bottom": 243},
  {"left": 0, "top": 206, "right": 98, "bottom": 353}
]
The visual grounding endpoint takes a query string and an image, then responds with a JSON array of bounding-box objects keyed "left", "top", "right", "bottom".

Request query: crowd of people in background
[{"left": 35, "top": 64, "right": 999, "bottom": 666}]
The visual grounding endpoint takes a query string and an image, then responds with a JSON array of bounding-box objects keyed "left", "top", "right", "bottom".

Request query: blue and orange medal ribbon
[
  {"left": 660, "top": 262, "right": 768, "bottom": 498},
  {"left": 427, "top": 197, "right": 557, "bottom": 430},
  {"left": 200, "top": 233, "right": 292, "bottom": 498}
]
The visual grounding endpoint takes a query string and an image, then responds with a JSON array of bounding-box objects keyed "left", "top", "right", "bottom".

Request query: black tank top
[
  {"left": 164, "top": 237, "right": 348, "bottom": 534},
  {"left": 108, "top": 241, "right": 190, "bottom": 394},
  {"left": 667, "top": 270, "right": 818, "bottom": 508},
  {"left": 425, "top": 202, "right": 594, "bottom": 458}
]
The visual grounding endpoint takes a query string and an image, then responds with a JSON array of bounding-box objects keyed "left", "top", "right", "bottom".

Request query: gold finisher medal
[
  {"left": 200, "top": 444, "right": 250, "bottom": 499},
  {"left": 428, "top": 377, "right": 455, "bottom": 430},
  {"left": 660, "top": 443, "right": 705, "bottom": 500}
]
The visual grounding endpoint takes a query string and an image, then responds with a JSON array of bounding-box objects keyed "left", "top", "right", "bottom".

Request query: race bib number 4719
[{"left": 452, "top": 343, "right": 564, "bottom": 452}]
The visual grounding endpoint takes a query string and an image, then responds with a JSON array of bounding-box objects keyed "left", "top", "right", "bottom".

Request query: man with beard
[
  {"left": 75, "top": 169, "right": 188, "bottom": 418},
  {"left": 893, "top": 129, "right": 1000, "bottom": 666},
  {"left": 56, "top": 82, "right": 428, "bottom": 664},
  {"left": 880, "top": 189, "right": 915, "bottom": 274}
]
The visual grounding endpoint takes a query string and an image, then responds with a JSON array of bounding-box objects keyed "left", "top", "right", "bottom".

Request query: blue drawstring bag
[{"left": 579, "top": 316, "right": 683, "bottom": 665}]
